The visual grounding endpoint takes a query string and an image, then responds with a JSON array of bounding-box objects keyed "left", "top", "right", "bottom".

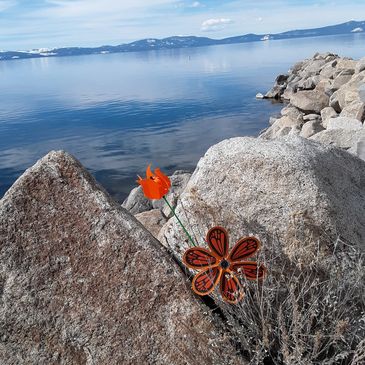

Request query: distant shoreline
[{"left": 1, "top": 20, "right": 364, "bottom": 62}]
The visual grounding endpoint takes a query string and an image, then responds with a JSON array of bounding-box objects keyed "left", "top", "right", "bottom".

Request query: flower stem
[{"left": 163, "top": 196, "right": 197, "bottom": 247}]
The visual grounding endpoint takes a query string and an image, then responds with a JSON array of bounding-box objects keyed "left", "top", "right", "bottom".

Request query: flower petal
[
  {"left": 154, "top": 168, "right": 171, "bottom": 190},
  {"left": 220, "top": 271, "right": 244, "bottom": 304},
  {"left": 137, "top": 164, "right": 171, "bottom": 200},
  {"left": 138, "top": 178, "right": 162, "bottom": 199},
  {"left": 207, "top": 226, "right": 229, "bottom": 258},
  {"left": 183, "top": 247, "right": 219, "bottom": 270},
  {"left": 146, "top": 164, "right": 153, "bottom": 179},
  {"left": 228, "top": 237, "right": 261, "bottom": 262},
  {"left": 192, "top": 266, "right": 221, "bottom": 296},
  {"left": 231, "top": 261, "right": 267, "bottom": 281}
]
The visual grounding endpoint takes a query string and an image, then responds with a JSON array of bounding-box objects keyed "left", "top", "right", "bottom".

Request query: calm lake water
[{"left": 1, "top": 33, "right": 365, "bottom": 201}]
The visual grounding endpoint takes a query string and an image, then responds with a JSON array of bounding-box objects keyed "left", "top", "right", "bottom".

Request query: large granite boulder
[
  {"left": 0, "top": 151, "right": 245, "bottom": 365},
  {"left": 159, "top": 136, "right": 365, "bottom": 264},
  {"left": 330, "top": 71, "right": 365, "bottom": 111},
  {"left": 327, "top": 116, "right": 363, "bottom": 130},
  {"left": 159, "top": 136, "right": 364, "bottom": 365},
  {"left": 299, "top": 119, "right": 324, "bottom": 138},
  {"left": 259, "top": 115, "right": 302, "bottom": 139},
  {"left": 310, "top": 128, "right": 365, "bottom": 161},
  {"left": 340, "top": 100, "right": 365, "bottom": 121},
  {"left": 319, "top": 61, "right": 337, "bottom": 79},
  {"left": 355, "top": 57, "right": 365, "bottom": 74},
  {"left": 290, "top": 90, "right": 329, "bottom": 113},
  {"left": 321, "top": 106, "right": 338, "bottom": 128}
]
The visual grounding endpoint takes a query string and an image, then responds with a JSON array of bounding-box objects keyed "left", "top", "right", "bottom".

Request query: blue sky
[{"left": 1, "top": 0, "right": 365, "bottom": 50}]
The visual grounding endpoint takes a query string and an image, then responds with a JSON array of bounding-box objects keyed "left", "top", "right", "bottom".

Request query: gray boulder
[
  {"left": 310, "top": 129, "right": 365, "bottom": 161},
  {"left": 159, "top": 136, "right": 365, "bottom": 264},
  {"left": 0, "top": 151, "right": 245, "bottom": 365},
  {"left": 280, "top": 105, "right": 303, "bottom": 119},
  {"left": 320, "top": 62, "right": 337, "bottom": 79},
  {"left": 300, "top": 119, "right": 324, "bottom": 138},
  {"left": 289, "top": 60, "right": 305, "bottom": 74},
  {"left": 332, "top": 71, "right": 354, "bottom": 90},
  {"left": 340, "top": 100, "right": 365, "bottom": 121},
  {"left": 259, "top": 115, "right": 303, "bottom": 139},
  {"left": 335, "top": 58, "right": 357, "bottom": 72},
  {"left": 297, "top": 76, "right": 320, "bottom": 90},
  {"left": 135, "top": 209, "right": 167, "bottom": 239},
  {"left": 303, "top": 113, "right": 320, "bottom": 121},
  {"left": 330, "top": 71, "right": 365, "bottom": 111},
  {"left": 290, "top": 90, "right": 329, "bottom": 113},
  {"left": 321, "top": 106, "right": 338, "bottom": 128},
  {"left": 264, "top": 74, "right": 289, "bottom": 99},
  {"left": 300, "top": 59, "right": 326, "bottom": 77},
  {"left": 282, "top": 77, "right": 301, "bottom": 98},
  {"left": 315, "top": 78, "right": 333, "bottom": 95},
  {"left": 313, "top": 52, "right": 337, "bottom": 62},
  {"left": 122, "top": 185, "right": 153, "bottom": 214},
  {"left": 327, "top": 117, "right": 363, "bottom": 130},
  {"left": 355, "top": 57, "right": 365, "bottom": 74},
  {"left": 265, "top": 84, "right": 286, "bottom": 99}
]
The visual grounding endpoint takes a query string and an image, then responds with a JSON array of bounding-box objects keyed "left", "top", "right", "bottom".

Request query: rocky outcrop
[
  {"left": 260, "top": 53, "right": 365, "bottom": 161},
  {"left": 159, "top": 136, "right": 365, "bottom": 264},
  {"left": 0, "top": 151, "right": 245, "bottom": 365}
]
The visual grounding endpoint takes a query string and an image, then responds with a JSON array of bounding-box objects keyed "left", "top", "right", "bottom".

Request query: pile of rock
[{"left": 260, "top": 53, "right": 365, "bottom": 161}]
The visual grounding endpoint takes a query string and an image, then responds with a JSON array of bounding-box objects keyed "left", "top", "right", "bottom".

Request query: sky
[{"left": 1, "top": 0, "right": 365, "bottom": 50}]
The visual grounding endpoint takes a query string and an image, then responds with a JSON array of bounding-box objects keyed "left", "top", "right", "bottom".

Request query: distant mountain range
[{"left": 1, "top": 20, "right": 364, "bottom": 61}]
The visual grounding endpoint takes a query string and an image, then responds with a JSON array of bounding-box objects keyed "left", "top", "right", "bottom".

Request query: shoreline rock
[
  {"left": 260, "top": 53, "right": 365, "bottom": 160},
  {"left": 158, "top": 135, "right": 365, "bottom": 263}
]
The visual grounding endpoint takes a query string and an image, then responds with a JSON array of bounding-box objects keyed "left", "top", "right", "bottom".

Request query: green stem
[{"left": 163, "top": 196, "right": 197, "bottom": 247}]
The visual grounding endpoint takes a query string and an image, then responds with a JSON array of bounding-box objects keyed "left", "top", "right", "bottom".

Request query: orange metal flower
[
  {"left": 183, "top": 226, "right": 266, "bottom": 304},
  {"left": 137, "top": 164, "right": 171, "bottom": 200}
]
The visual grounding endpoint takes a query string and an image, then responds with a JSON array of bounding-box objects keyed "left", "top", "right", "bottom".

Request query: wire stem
[{"left": 163, "top": 196, "right": 197, "bottom": 247}]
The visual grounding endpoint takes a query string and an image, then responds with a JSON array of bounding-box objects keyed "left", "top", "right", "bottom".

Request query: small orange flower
[
  {"left": 137, "top": 164, "right": 171, "bottom": 200},
  {"left": 183, "top": 226, "right": 266, "bottom": 304}
]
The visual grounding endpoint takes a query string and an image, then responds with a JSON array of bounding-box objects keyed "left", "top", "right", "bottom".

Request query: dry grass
[{"left": 218, "top": 233, "right": 365, "bottom": 365}]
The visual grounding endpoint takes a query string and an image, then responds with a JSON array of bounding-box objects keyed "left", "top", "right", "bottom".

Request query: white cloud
[
  {"left": 201, "top": 18, "right": 233, "bottom": 32},
  {"left": 3, "top": 0, "right": 365, "bottom": 50}
]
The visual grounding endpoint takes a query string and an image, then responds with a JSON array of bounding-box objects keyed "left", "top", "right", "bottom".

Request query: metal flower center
[{"left": 220, "top": 259, "right": 230, "bottom": 269}]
